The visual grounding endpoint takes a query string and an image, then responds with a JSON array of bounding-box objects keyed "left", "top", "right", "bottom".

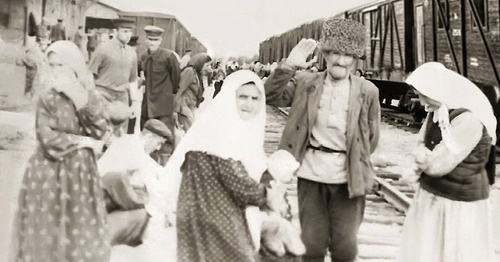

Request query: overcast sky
[{"left": 101, "top": 0, "right": 374, "bottom": 57}]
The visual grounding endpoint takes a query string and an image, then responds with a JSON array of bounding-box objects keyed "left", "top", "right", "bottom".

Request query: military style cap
[
  {"left": 144, "top": 119, "right": 173, "bottom": 141},
  {"left": 112, "top": 18, "right": 135, "bottom": 29},
  {"left": 144, "top": 25, "right": 164, "bottom": 40}
]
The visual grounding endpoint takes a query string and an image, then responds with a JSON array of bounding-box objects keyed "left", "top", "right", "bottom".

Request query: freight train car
[
  {"left": 120, "top": 11, "right": 207, "bottom": 57},
  {"left": 344, "top": 0, "right": 499, "bottom": 113},
  {"left": 259, "top": 0, "right": 500, "bottom": 124}
]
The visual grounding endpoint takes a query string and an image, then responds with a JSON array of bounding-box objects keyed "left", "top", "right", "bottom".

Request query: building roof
[
  {"left": 86, "top": 1, "right": 121, "bottom": 19},
  {"left": 96, "top": 1, "right": 121, "bottom": 12},
  {"left": 119, "top": 11, "right": 175, "bottom": 19}
]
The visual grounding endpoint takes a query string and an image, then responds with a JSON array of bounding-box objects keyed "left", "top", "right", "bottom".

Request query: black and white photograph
[{"left": 0, "top": 0, "right": 499, "bottom": 261}]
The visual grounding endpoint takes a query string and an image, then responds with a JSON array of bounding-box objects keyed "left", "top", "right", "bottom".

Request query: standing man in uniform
[
  {"left": 140, "top": 25, "right": 181, "bottom": 165},
  {"left": 264, "top": 18, "right": 381, "bottom": 262},
  {"left": 50, "top": 18, "right": 66, "bottom": 42},
  {"left": 89, "top": 18, "right": 139, "bottom": 133}
]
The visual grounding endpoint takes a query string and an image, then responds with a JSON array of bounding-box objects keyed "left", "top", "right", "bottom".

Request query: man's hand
[
  {"left": 286, "top": 38, "right": 317, "bottom": 69},
  {"left": 127, "top": 104, "right": 136, "bottom": 119},
  {"left": 129, "top": 85, "right": 144, "bottom": 119},
  {"left": 130, "top": 84, "right": 144, "bottom": 103}
]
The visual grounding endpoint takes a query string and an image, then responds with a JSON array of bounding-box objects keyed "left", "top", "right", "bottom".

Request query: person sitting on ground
[{"left": 98, "top": 116, "right": 175, "bottom": 248}]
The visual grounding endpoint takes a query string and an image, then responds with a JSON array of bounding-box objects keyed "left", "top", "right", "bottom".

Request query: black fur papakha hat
[{"left": 319, "top": 18, "right": 366, "bottom": 59}]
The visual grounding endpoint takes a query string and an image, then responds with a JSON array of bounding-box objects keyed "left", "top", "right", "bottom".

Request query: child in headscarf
[
  {"left": 164, "top": 70, "right": 291, "bottom": 261},
  {"left": 174, "top": 53, "right": 211, "bottom": 132},
  {"left": 12, "top": 41, "right": 109, "bottom": 262},
  {"left": 399, "top": 62, "right": 497, "bottom": 262}
]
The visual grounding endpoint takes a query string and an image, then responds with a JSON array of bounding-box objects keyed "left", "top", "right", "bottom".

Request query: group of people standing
[{"left": 10, "top": 15, "right": 497, "bottom": 262}]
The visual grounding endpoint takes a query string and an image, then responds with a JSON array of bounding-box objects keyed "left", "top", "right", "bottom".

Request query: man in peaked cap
[
  {"left": 139, "top": 25, "right": 180, "bottom": 165},
  {"left": 89, "top": 17, "right": 139, "bottom": 134},
  {"left": 264, "top": 18, "right": 380, "bottom": 262},
  {"left": 50, "top": 18, "right": 66, "bottom": 42}
]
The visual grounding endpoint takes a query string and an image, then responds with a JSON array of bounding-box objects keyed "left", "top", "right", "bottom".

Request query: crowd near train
[
  {"left": 259, "top": 0, "right": 500, "bottom": 133},
  {"left": 7, "top": 0, "right": 500, "bottom": 261}
]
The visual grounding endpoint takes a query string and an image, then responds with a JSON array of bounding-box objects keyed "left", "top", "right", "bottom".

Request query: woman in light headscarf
[
  {"left": 12, "top": 41, "right": 110, "bottom": 262},
  {"left": 399, "top": 62, "right": 497, "bottom": 262},
  {"left": 163, "top": 70, "right": 278, "bottom": 261},
  {"left": 174, "top": 53, "right": 211, "bottom": 132}
]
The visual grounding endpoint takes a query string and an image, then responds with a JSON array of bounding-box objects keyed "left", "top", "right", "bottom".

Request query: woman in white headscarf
[
  {"left": 399, "top": 62, "right": 497, "bottom": 262},
  {"left": 162, "top": 70, "right": 278, "bottom": 261},
  {"left": 12, "top": 41, "right": 109, "bottom": 262}
]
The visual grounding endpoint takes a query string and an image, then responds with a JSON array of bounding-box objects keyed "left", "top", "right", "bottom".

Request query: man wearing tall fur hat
[{"left": 265, "top": 18, "right": 381, "bottom": 262}]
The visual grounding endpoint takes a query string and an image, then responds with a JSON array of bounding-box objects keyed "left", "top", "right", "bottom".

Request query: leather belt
[{"left": 307, "top": 144, "right": 346, "bottom": 154}]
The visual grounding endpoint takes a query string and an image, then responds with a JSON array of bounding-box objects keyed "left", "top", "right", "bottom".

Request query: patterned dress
[
  {"left": 14, "top": 88, "right": 110, "bottom": 262},
  {"left": 177, "top": 151, "right": 267, "bottom": 262}
]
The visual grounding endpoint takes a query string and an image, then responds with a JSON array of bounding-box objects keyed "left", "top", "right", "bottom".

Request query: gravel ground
[{"left": 371, "top": 122, "right": 420, "bottom": 174}]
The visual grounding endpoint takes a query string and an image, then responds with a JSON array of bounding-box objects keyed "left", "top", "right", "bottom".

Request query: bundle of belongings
[{"left": 259, "top": 150, "right": 306, "bottom": 259}]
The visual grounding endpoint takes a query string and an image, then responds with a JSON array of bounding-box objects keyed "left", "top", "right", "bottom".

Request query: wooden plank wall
[{"left": 423, "top": 0, "right": 500, "bottom": 87}]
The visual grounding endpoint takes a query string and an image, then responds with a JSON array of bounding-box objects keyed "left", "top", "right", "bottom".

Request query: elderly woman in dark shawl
[{"left": 174, "top": 53, "right": 211, "bottom": 132}]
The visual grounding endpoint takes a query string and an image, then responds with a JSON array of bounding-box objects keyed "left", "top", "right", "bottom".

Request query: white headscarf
[
  {"left": 162, "top": 69, "right": 267, "bottom": 210},
  {"left": 45, "top": 41, "right": 94, "bottom": 91},
  {"left": 406, "top": 62, "right": 496, "bottom": 145}
]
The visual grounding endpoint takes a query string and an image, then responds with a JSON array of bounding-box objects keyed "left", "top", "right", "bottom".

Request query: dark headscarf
[{"left": 186, "top": 53, "right": 211, "bottom": 75}]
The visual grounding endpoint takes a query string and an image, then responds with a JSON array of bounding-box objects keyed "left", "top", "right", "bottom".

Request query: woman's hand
[
  {"left": 286, "top": 38, "right": 317, "bottom": 69},
  {"left": 266, "top": 182, "right": 289, "bottom": 218},
  {"left": 78, "top": 137, "right": 104, "bottom": 157},
  {"left": 414, "top": 146, "right": 431, "bottom": 168}
]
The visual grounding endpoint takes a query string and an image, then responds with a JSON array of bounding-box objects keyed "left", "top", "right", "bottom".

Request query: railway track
[
  {"left": 380, "top": 107, "right": 421, "bottom": 134},
  {"left": 265, "top": 106, "right": 414, "bottom": 261}
]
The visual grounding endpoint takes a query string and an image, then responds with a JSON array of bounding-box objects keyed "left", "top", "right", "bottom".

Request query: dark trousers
[
  {"left": 298, "top": 178, "right": 365, "bottom": 262},
  {"left": 102, "top": 173, "right": 150, "bottom": 247}
]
